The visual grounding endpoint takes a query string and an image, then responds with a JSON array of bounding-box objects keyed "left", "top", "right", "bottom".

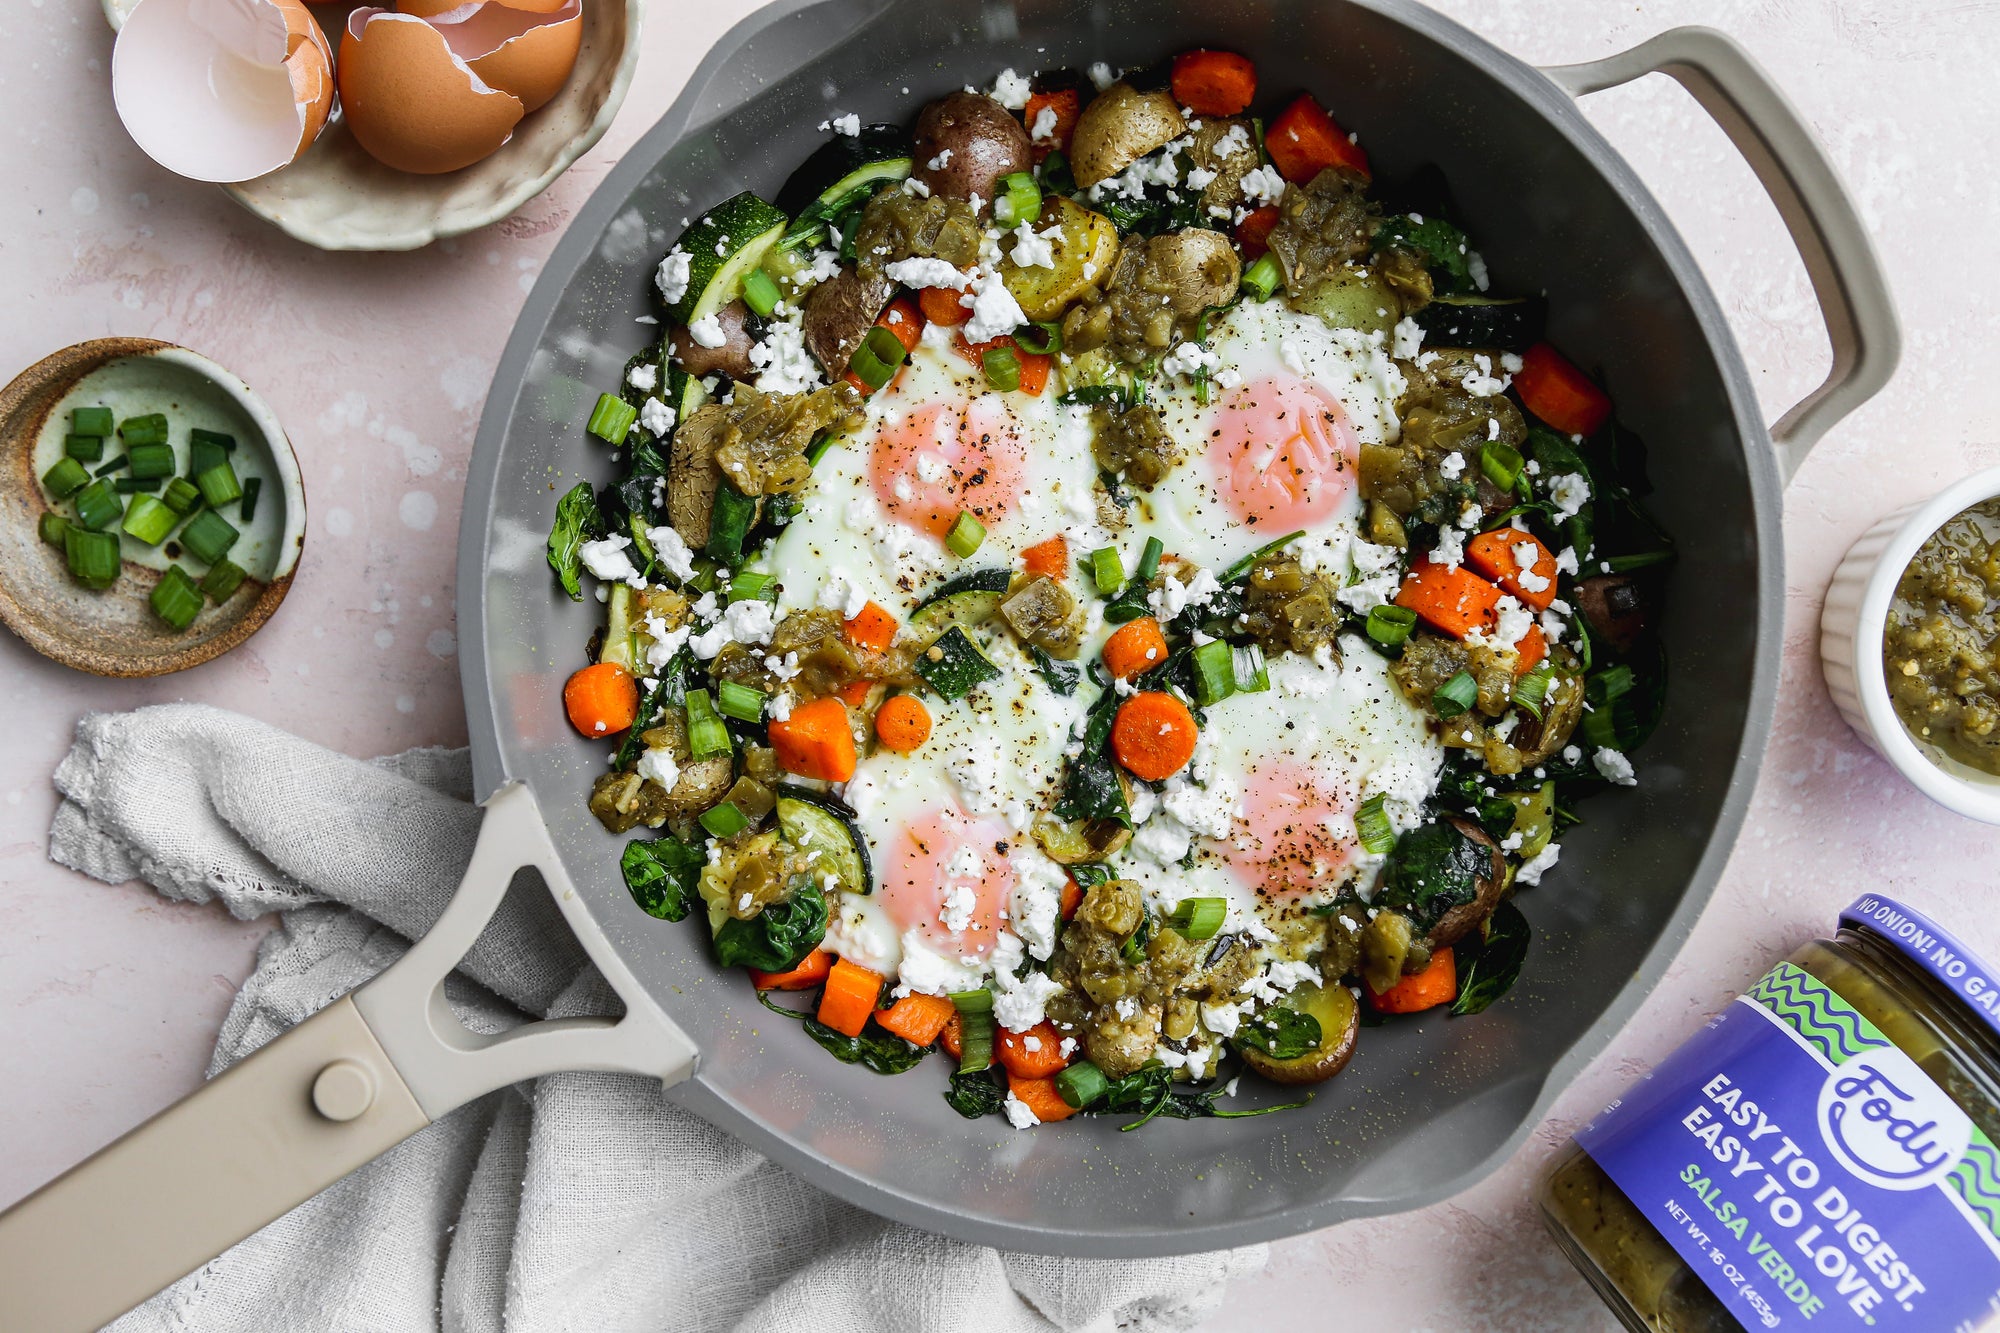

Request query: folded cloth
[{"left": 48, "top": 704, "right": 1265, "bottom": 1333}]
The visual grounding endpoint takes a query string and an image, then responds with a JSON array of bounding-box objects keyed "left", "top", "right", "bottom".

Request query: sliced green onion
[
  {"left": 1055, "top": 1060, "right": 1110, "bottom": 1109},
  {"left": 72, "top": 479, "right": 123, "bottom": 531},
  {"left": 1233, "top": 642, "right": 1270, "bottom": 694},
  {"left": 118, "top": 413, "right": 169, "bottom": 447},
  {"left": 179, "top": 509, "right": 240, "bottom": 565},
  {"left": 1479, "top": 441, "right": 1524, "bottom": 491},
  {"left": 1354, "top": 794, "right": 1396, "bottom": 855},
  {"left": 1603, "top": 549, "right": 1673, "bottom": 573},
  {"left": 64, "top": 526, "right": 120, "bottom": 589},
  {"left": 201, "top": 558, "right": 247, "bottom": 602},
  {"left": 716, "top": 679, "right": 767, "bottom": 723},
  {"left": 93, "top": 453, "right": 130, "bottom": 477},
  {"left": 240, "top": 476, "right": 263, "bottom": 522},
  {"left": 1512, "top": 662, "right": 1556, "bottom": 720},
  {"left": 65, "top": 433, "right": 104, "bottom": 462},
  {"left": 113, "top": 477, "right": 162, "bottom": 493},
  {"left": 698, "top": 801, "right": 751, "bottom": 838},
  {"left": 1581, "top": 705, "right": 1619, "bottom": 750},
  {"left": 1014, "top": 320, "right": 1062, "bottom": 355},
  {"left": 127, "top": 442, "right": 175, "bottom": 481},
  {"left": 1590, "top": 664, "right": 1636, "bottom": 704},
  {"left": 727, "top": 571, "right": 776, "bottom": 603},
  {"left": 121, "top": 494, "right": 177, "bottom": 546},
  {"left": 42, "top": 457, "right": 90, "bottom": 500},
  {"left": 949, "top": 989, "right": 996, "bottom": 1074},
  {"left": 684, "top": 689, "right": 732, "bottom": 759},
  {"left": 1134, "top": 535, "right": 1164, "bottom": 583},
  {"left": 741, "top": 267, "right": 781, "bottom": 317},
  {"left": 161, "top": 476, "right": 203, "bottom": 516},
  {"left": 1365, "top": 603, "right": 1417, "bottom": 648},
  {"left": 71, "top": 406, "right": 113, "bottom": 436},
  {"left": 196, "top": 461, "right": 243, "bottom": 507},
  {"left": 586, "top": 392, "right": 638, "bottom": 442},
  {"left": 1432, "top": 670, "right": 1478, "bottom": 719},
  {"left": 189, "top": 436, "right": 227, "bottom": 478},
  {"left": 1241, "top": 252, "right": 1284, "bottom": 301},
  {"left": 39, "top": 512, "right": 71, "bottom": 547},
  {"left": 981, "top": 344, "right": 1021, "bottom": 392},
  {"left": 1166, "top": 897, "right": 1227, "bottom": 941},
  {"left": 846, "top": 340, "right": 892, "bottom": 391},
  {"left": 149, "top": 565, "right": 203, "bottom": 631},
  {"left": 945, "top": 510, "right": 985, "bottom": 559},
  {"left": 992, "top": 170, "right": 1043, "bottom": 227},
  {"left": 189, "top": 427, "right": 236, "bottom": 452},
  {"left": 1191, "top": 638, "right": 1236, "bottom": 706},
  {"left": 1089, "top": 545, "right": 1126, "bottom": 595}
]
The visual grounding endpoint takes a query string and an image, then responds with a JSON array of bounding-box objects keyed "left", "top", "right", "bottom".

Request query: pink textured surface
[{"left": 3, "top": 1, "right": 1997, "bottom": 1325}]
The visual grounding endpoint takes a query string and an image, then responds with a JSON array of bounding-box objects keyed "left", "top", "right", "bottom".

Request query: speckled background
[{"left": 3, "top": 1, "right": 1997, "bottom": 1326}]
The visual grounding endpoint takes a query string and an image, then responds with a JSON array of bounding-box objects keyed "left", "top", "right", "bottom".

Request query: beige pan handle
[
  {"left": 1543, "top": 26, "right": 1901, "bottom": 480},
  {"left": 0, "top": 782, "right": 698, "bottom": 1332}
]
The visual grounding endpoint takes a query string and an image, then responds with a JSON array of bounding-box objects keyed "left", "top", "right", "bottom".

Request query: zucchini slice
[
  {"left": 775, "top": 785, "right": 873, "bottom": 896},
  {"left": 776, "top": 125, "right": 914, "bottom": 220},
  {"left": 1410, "top": 295, "right": 1546, "bottom": 352},
  {"left": 916, "top": 626, "right": 1001, "bottom": 701},
  {"left": 908, "top": 567, "right": 1010, "bottom": 638},
  {"left": 664, "top": 192, "right": 790, "bottom": 326}
]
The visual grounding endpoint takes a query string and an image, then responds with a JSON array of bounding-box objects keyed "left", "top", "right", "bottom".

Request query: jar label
[{"left": 1578, "top": 962, "right": 2000, "bottom": 1330}]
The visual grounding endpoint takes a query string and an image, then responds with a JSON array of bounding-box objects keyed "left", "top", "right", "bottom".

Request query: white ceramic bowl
[{"left": 1821, "top": 466, "right": 2000, "bottom": 823}]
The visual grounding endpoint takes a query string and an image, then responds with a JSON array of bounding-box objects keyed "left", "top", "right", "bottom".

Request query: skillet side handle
[
  {"left": 1543, "top": 26, "right": 1900, "bottom": 481},
  {"left": 0, "top": 782, "right": 697, "bottom": 1333}
]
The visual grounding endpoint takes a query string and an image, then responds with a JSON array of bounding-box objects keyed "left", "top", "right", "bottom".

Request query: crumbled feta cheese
[
  {"left": 1438, "top": 451, "right": 1466, "bottom": 480},
  {"left": 1160, "top": 341, "right": 1222, "bottom": 382},
  {"left": 1010, "top": 855, "right": 1065, "bottom": 961},
  {"left": 883, "top": 257, "right": 967, "bottom": 290},
  {"left": 1468, "top": 251, "right": 1490, "bottom": 292},
  {"left": 1432, "top": 525, "right": 1465, "bottom": 571},
  {"left": 750, "top": 319, "right": 824, "bottom": 396},
  {"left": 1213, "top": 123, "right": 1252, "bottom": 159},
  {"left": 1555, "top": 546, "right": 1580, "bottom": 575},
  {"left": 638, "top": 397, "right": 675, "bottom": 437},
  {"left": 829, "top": 112, "right": 860, "bottom": 136},
  {"left": 627, "top": 362, "right": 658, "bottom": 392},
  {"left": 1515, "top": 842, "right": 1561, "bottom": 885},
  {"left": 643, "top": 523, "right": 698, "bottom": 583},
  {"left": 961, "top": 268, "right": 1029, "bottom": 343},
  {"left": 1392, "top": 316, "right": 1425, "bottom": 360},
  {"left": 1459, "top": 353, "right": 1509, "bottom": 397},
  {"left": 766, "top": 693, "right": 792, "bottom": 722},
  {"left": 926, "top": 147, "right": 954, "bottom": 171},
  {"left": 578, "top": 534, "right": 640, "bottom": 584},
  {"left": 1009, "top": 222, "right": 1057, "bottom": 269},
  {"left": 1489, "top": 596, "right": 1535, "bottom": 653},
  {"left": 689, "top": 598, "right": 777, "bottom": 659},
  {"left": 1549, "top": 472, "right": 1592, "bottom": 522},
  {"left": 994, "top": 967, "right": 1064, "bottom": 1032},
  {"left": 1031, "top": 105, "right": 1059, "bottom": 141},
  {"left": 1147, "top": 567, "right": 1223, "bottom": 621},
  {"left": 1238, "top": 164, "right": 1287, "bottom": 207},
  {"left": 816, "top": 570, "right": 870, "bottom": 620},
  {"left": 654, "top": 247, "right": 691, "bottom": 305},
  {"left": 1593, "top": 747, "right": 1638, "bottom": 786},
  {"left": 1002, "top": 1091, "right": 1040, "bottom": 1129},
  {"left": 991, "top": 68, "right": 1032, "bottom": 109},
  {"left": 686, "top": 314, "right": 727, "bottom": 349},
  {"left": 1088, "top": 61, "right": 1115, "bottom": 90},
  {"left": 635, "top": 747, "right": 680, "bottom": 791}
]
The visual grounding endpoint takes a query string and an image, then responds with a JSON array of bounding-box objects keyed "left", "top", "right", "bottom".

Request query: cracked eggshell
[
  {"left": 112, "top": 0, "right": 334, "bottom": 184},
  {"left": 338, "top": 9, "right": 525, "bottom": 175},
  {"left": 411, "top": 0, "right": 582, "bottom": 114}
]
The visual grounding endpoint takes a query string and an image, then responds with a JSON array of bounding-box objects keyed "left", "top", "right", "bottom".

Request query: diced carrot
[
  {"left": 1171, "top": 49, "right": 1257, "bottom": 116},
  {"left": 1023, "top": 86, "right": 1082, "bottom": 159},
  {"left": 876, "top": 992, "right": 956, "bottom": 1046},
  {"left": 940, "top": 1012, "right": 963, "bottom": 1059},
  {"left": 768, "top": 696, "right": 858, "bottom": 782},
  {"left": 1101, "top": 615, "right": 1169, "bottom": 679},
  {"left": 817, "top": 957, "right": 885, "bottom": 1037},
  {"left": 1514, "top": 623, "right": 1547, "bottom": 676},
  {"left": 1514, "top": 342, "right": 1611, "bottom": 438},
  {"left": 836, "top": 679, "right": 876, "bottom": 708},
  {"left": 1059, "top": 873, "right": 1083, "bottom": 920},
  {"left": 874, "top": 694, "right": 932, "bottom": 753},
  {"left": 1367, "top": 947, "right": 1458, "bottom": 1014},
  {"left": 917, "top": 285, "right": 969, "bottom": 326},
  {"left": 1266, "top": 93, "right": 1369, "bottom": 184},
  {"left": 843, "top": 600, "right": 898, "bottom": 653},
  {"left": 1021, "top": 535, "right": 1068, "bottom": 581},
  {"left": 1234, "top": 204, "right": 1281, "bottom": 260},
  {"left": 1465, "top": 529, "right": 1559, "bottom": 611},
  {"left": 1006, "top": 1073, "right": 1078, "bottom": 1123},
  {"left": 1394, "top": 558, "right": 1502, "bottom": 639},
  {"left": 563, "top": 661, "right": 639, "bottom": 737},
  {"left": 842, "top": 297, "right": 928, "bottom": 396},
  {"left": 1111, "top": 692, "right": 1199, "bottom": 782},
  {"left": 997, "top": 1021, "right": 1069, "bottom": 1079},
  {"left": 750, "top": 947, "right": 835, "bottom": 991},
  {"left": 957, "top": 332, "right": 1052, "bottom": 396}
]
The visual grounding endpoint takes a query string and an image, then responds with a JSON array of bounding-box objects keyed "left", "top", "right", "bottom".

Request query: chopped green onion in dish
[
  {"left": 586, "top": 393, "right": 638, "bottom": 442},
  {"left": 847, "top": 325, "right": 910, "bottom": 394},
  {"left": 1480, "top": 441, "right": 1524, "bottom": 491},
  {"left": 1365, "top": 603, "right": 1417, "bottom": 648},
  {"left": 1192, "top": 638, "right": 1236, "bottom": 705},
  {"left": 981, "top": 344, "right": 1021, "bottom": 393},
  {"left": 149, "top": 565, "right": 203, "bottom": 631},
  {"left": 1013, "top": 320, "right": 1062, "bottom": 355},
  {"left": 949, "top": 989, "right": 995, "bottom": 1074},
  {"left": 113, "top": 477, "right": 162, "bottom": 494},
  {"left": 189, "top": 435, "right": 227, "bottom": 478},
  {"left": 189, "top": 427, "right": 235, "bottom": 452},
  {"left": 118, "top": 413, "right": 169, "bottom": 447},
  {"left": 1232, "top": 643, "right": 1270, "bottom": 694},
  {"left": 1241, "top": 252, "right": 1283, "bottom": 300},
  {"left": 1354, "top": 794, "right": 1397, "bottom": 855},
  {"left": 121, "top": 494, "right": 177, "bottom": 546},
  {"left": 179, "top": 509, "right": 240, "bottom": 565},
  {"left": 42, "top": 457, "right": 90, "bottom": 500},
  {"left": 1432, "top": 670, "right": 1478, "bottom": 719},
  {"left": 71, "top": 406, "right": 113, "bottom": 437},
  {"left": 72, "top": 479, "right": 123, "bottom": 531},
  {"left": 1055, "top": 1060, "right": 1110, "bottom": 1109},
  {"left": 1512, "top": 662, "right": 1556, "bottom": 720},
  {"left": 945, "top": 510, "right": 985, "bottom": 559},
  {"left": 727, "top": 571, "right": 776, "bottom": 603},
  {"left": 992, "top": 171, "right": 1042, "bottom": 227},
  {"left": 740, "top": 267, "right": 782, "bottom": 318},
  {"left": 64, "top": 433, "right": 104, "bottom": 462},
  {"left": 201, "top": 559, "right": 247, "bottom": 602},
  {"left": 162, "top": 476, "right": 203, "bottom": 516},
  {"left": 196, "top": 460, "right": 243, "bottom": 508},
  {"left": 93, "top": 453, "right": 130, "bottom": 477},
  {"left": 240, "top": 476, "right": 263, "bottom": 522},
  {"left": 127, "top": 442, "right": 175, "bottom": 481},
  {"left": 1166, "top": 897, "right": 1227, "bottom": 941},
  {"left": 699, "top": 801, "right": 751, "bottom": 838},
  {"left": 64, "top": 526, "right": 120, "bottom": 589},
  {"left": 716, "top": 679, "right": 767, "bottom": 722},
  {"left": 685, "top": 688, "right": 732, "bottom": 758},
  {"left": 1089, "top": 545, "right": 1126, "bottom": 595},
  {"left": 39, "top": 512, "right": 71, "bottom": 548}
]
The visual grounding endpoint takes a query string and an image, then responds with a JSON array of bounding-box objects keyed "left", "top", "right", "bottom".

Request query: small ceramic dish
[
  {"left": 1822, "top": 465, "right": 2000, "bottom": 824},
  {"left": 100, "top": 0, "right": 642, "bottom": 252},
  {"left": 0, "top": 338, "right": 306, "bottom": 677}
]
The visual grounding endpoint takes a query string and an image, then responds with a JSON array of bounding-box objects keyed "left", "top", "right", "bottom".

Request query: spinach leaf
[
  {"left": 1027, "top": 644, "right": 1081, "bottom": 696},
  {"left": 546, "top": 482, "right": 604, "bottom": 601},
  {"left": 1581, "top": 639, "right": 1668, "bottom": 754},
  {"left": 1069, "top": 863, "right": 1113, "bottom": 889},
  {"left": 1229, "top": 1007, "right": 1322, "bottom": 1060},
  {"left": 1373, "top": 215, "right": 1478, "bottom": 295},
  {"left": 1433, "top": 759, "right": 1528, "bottom": 832},
  {"left": 1085, "top": 1063, "right": 1314, "bottom": 1131},
  {"left": 711, "top": 881, "right": 828, "bottom": 972},
  {"left": 1053, "top": 685, "right": 1132, "bottom": 828},
  {"left": 801, "top": 1019, "right": 927, "bottom": 1075},
  {"left": 945, "top": 1068, "right": 1008, "bottom": 1118},
  {"left": 620, "top": 834, "right": 703, "bottom": 921},
  {"left": 613, "top": 648, "right": 695, "bottom": 770},
  {"left": 1451, "top": 901, "right": 1532, "bottom": 1017},
  {"left": 1375, "top": 822, "right": 1489, "bottom": 935}
]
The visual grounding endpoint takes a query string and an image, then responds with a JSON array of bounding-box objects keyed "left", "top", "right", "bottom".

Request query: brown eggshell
[
  {"left": 272, "top": 0, "right": 335, "bottom": 154},
  {"left": 395, "top": 0, "right": 474, "bottom": 15},
  {"left": 465, "top": 2, "right": 580, "bottom": 113},
  {"left": 338, "top": 11, "right": 524, "bottom": 175}
]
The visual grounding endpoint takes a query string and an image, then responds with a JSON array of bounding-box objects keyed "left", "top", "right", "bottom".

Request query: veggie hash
[{"left": 547, "top": 50, "right": 1672, "bottom": 1130}]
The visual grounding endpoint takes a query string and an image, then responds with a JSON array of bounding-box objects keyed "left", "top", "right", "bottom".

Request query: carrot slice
[
  {"left": 816, "top": 957, "right": 886, "bottom": 1037},
  {"left": 843, "top": 600, "right": 898, "bottom": 653},
  {"left": 563, "top": 661, "right": 639, "bottom": 737},
  {"left": 1058, "top": 873, "right": 1083, "bottom": 921},
  {"left": 940, "top": 1011, "right": 963, "bottom": 1060},
  {"left": 917, "top": 285, "right": 969, "bottom": 327},
  {"left": 836, "top": 679, "right": 876, "bottom": 708},
  {"left": 750, "top": 947, "right": 835, "bottom": 991},
  {"left": 1171, "top": 49, "right": 1257, "bottom": 117},
  {"left": 1234, "top": 204, "right": 1281, "bottom": 260},
  {"left": 1465, "top": 529, "right": 1559, "bottom": 611},
  {"left": 768, "top": 696, "right": 858, "bottom": 782},
  {"left": 876, "top": 992, "right": 956, "bottom": 1046},
  {"left": 957, "top": 332, "right": 1051, "bottom": 396},
  {"left": 1021, "top": 535, "right": 1068, "bottom": 581},
  {"left": 1367, "top": 947, "right": 1458, "bottom": 1014},
  {"left": 874, "top": 694, "right": 932, "bottom": 754},
  {"left": 1006, "top": 1073, "right": 1078, "bottom": 1123},
  {"left": 1514, "top": 623, "right": 1547, "bottom": 676},
  {"left": 1394, "top": 558, "right": 1502, "bottom": 639},
  {"left": 1266, "top": 93, "right": 1369, "bottom": 183},
  {"left": 1102, "top": 615, "right": 1169, "bottom": 680},
  {"left": 1112, "top": 692, "right": 1199, "bottom": 782},
  {"left": 1023, "top": 85, "right": 1082, "bottom": 158},
  {"left": 1514, "top": 343, "right": 1611, "bottom": 438},
  {"left": 997, "top": 1021, "right": 1069, "bottom": 1079}
]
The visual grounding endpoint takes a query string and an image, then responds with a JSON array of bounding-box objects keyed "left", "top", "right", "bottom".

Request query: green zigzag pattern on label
[
  {"left": 1746, "top": 963, "right": 1890, "bottom": 1065},
  {"left": 1950, "top": 1132, "right": 2000, "bottom": 1240}
]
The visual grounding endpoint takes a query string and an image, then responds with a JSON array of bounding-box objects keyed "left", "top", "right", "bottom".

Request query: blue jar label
[{"left": 1578, "top": 962, "right": 2000, "bottom": 1329}]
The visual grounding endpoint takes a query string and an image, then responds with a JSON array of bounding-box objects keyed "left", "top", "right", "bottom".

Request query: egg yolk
[
  {"left": 869, "top": 397, "right": 1027, "bottom": 540},
  {"left": 1208, "top": 376, "right": 1359, "bottom": 531},
  {"left": 1221, "top": 761, "right": 1357, "bottom": 897},
  {"left": 877, "top": 804, "right": 1014, "bottom": 957}
]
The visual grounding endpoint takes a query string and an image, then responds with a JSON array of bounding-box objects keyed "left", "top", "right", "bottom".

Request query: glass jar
[{"left": 1540, "top": 895, "right": 2000, "bottom": 1332}]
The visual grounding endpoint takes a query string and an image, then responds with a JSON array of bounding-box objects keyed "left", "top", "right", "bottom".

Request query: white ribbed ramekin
[{"left": 1821, "top": 466, "right": 2000, "bottom": 824}]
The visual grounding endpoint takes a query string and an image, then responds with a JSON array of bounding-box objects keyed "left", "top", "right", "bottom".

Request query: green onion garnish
[
  {"left": 72, "top": 479, "right": 123, "bottom": 531},
  {"left": 586, "top": 393, "right": 638, "bottom": 442},
  {"left": 1233, "top": 643, "right": 1270, "bottom": 694},
  {"left": 1134, "top": 535, "right": 1164, "bottom": 583},
  {"left": 945, "top": 510, "right": 985, "bottom": 559},
  {"left": 846, "top": 343, "right": 892, "bottom": 392},
  {"left": 1581, "top": 706, "right": 1618, "bottom": 750},
  {"left": 1166, "top": 897, "right": 1227, "bottom": 941},
  {"left": 1354, "top": 794, "right": 1397, "bottom": 854},
  {"left": 149, "top": 565, "right": 203, "bottom": 631},
  {"left": 865, "top": 324, "right": 909, "bottom": 370},
  {"left": 992, "top": 170, "right": 1043, "bottom": 227},
  {"left": 1480, "top": 441, "right": 1524, "bottom": 491},
  {"left": 179, "top": 509, "right": 240, "bottom": 565},
  {"left": 121, "top": 494, "right": 177, "bottom": 546},
  {"left": 698, "top": 801, "right": 751, "bottom": 838},
  {"left": 948, "top": 989, "right": 996, "bottom": 1074},
  {"left": 1055, "top": 1060, "right": 1110, "bottom": 1109},
  {"left": 727, "top": 571, "right": 776, "bottom": 603},
  {"left": 1590, "top": 664, "right": 1636, "bottom": 704},
  {"left": 1365, "top": 603, "right": 1417, "bottom": 648},
  {"left": 1241, "top": 252, "right": 1284, "bottom": 301},
  {"left": 71, "top": 406, "right": 113, "bottom": 436},
  {"left": 1089, "top": 545, "right": 1126, "bottom": 595},
  {"left": 1191, "top": 638, "right": 1236, "bottom": 706},
  {"left": 1512, "top": 662, "right": 1555, "bottom": 720},
  {"left": 981, "top": 344, "right": 1021, "bottom": 393},
  {"left": 65, "top": 433, "right": 104, "bottom": 462},
  {"left": 239, "top": 476, "right": 263, "bottom": 522},
  {"left": 39, "top": 512, "right": 71, "bottom": 548},
  {"left": 93, "top": 453, "right": 130, "bottom": 477},
  {"left": 685, "top": 689, "right": 732, "bottom": 759},
  {"left": 189, "top": 436, "right": 226, "bottom": 478},
  {"left": 1013, "top": 320, "right": 1062, "bottom": 355},
  {"left": 42, "top": 457, "right": 90, "bottom": 500},
  {"left": 190, "top": 428, "right": 236, "bottom": 452},
  {"left": 716, "top": 679, "right": 767, "bottom": 723},
  {"left": 195, "top": 461, "right": 243, "bottom": 508},
  {"left": 162, "top": 476, "right": 203, "bottom": 516},
  {"left": 64, "top": 526, "right": 120, "bottom": 589},
  {"left": 201, "top": 559, "right": 247, "bottom": 602},
  {"left": 118, "top": 413, "right": 169, "bottom": 447},
  {"left": 1432, "top": 670, "right": 1478, "bottom": 719},
  {"left": 127, "top": 442, "right": 175, "bottom": 481},
  {"left": 113, "top": 477, "right": 162, "bottom": 494},
  {"left": 741, "top": 267, "right": 781, "bottom": 317}
]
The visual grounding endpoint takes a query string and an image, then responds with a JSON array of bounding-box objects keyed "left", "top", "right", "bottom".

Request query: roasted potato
[
  {"left": 1426, "top": 818, "right": 1510, "bottom": 950},
  {"left": 1000, "top": 196, "right": 1119, "bottom": 322},
  {"left": 668, "top": 399, "right": 727, "bottom": 547},
  {"left": 1144, "top": 228, "right": 1241, "bottom": 317},
  {"left": 911, "top": 91, "right": 1031, "bottom": 213},
  {"left": 1070, "top": 81, "right": 1186, "bottom": 188},
  {"left": 1188, "top": 116, "right": 1259, "bottom": 217},
  {"left": 800, "top": 262, "right": 894, "bottom": 377},
  {"left": 1574, "top": 574, "right": 1656, "bottom": 654},
  {"left": 1237, "top": 981, "right": 1361, "bottom": 1085},
  {"left": 668, "top": 299, "right": 757, "bottom": 381}
]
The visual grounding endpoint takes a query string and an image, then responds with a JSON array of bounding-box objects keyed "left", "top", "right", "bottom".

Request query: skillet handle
[
  {"left": 1542, "top": 26, "right": 1900, "bottom": 481},
  {"left": 0, "top": 782, "right": 697, "bottom": 1333}
]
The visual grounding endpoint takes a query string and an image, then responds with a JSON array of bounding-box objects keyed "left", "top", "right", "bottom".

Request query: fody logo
[{"left": 1816, "top": 1045, "right": 1971, "bottom": 1192}]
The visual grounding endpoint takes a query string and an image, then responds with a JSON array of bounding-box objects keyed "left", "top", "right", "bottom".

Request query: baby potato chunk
[{"left": 1001, "top": 197, "right": 1120, "bottom": 323}]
